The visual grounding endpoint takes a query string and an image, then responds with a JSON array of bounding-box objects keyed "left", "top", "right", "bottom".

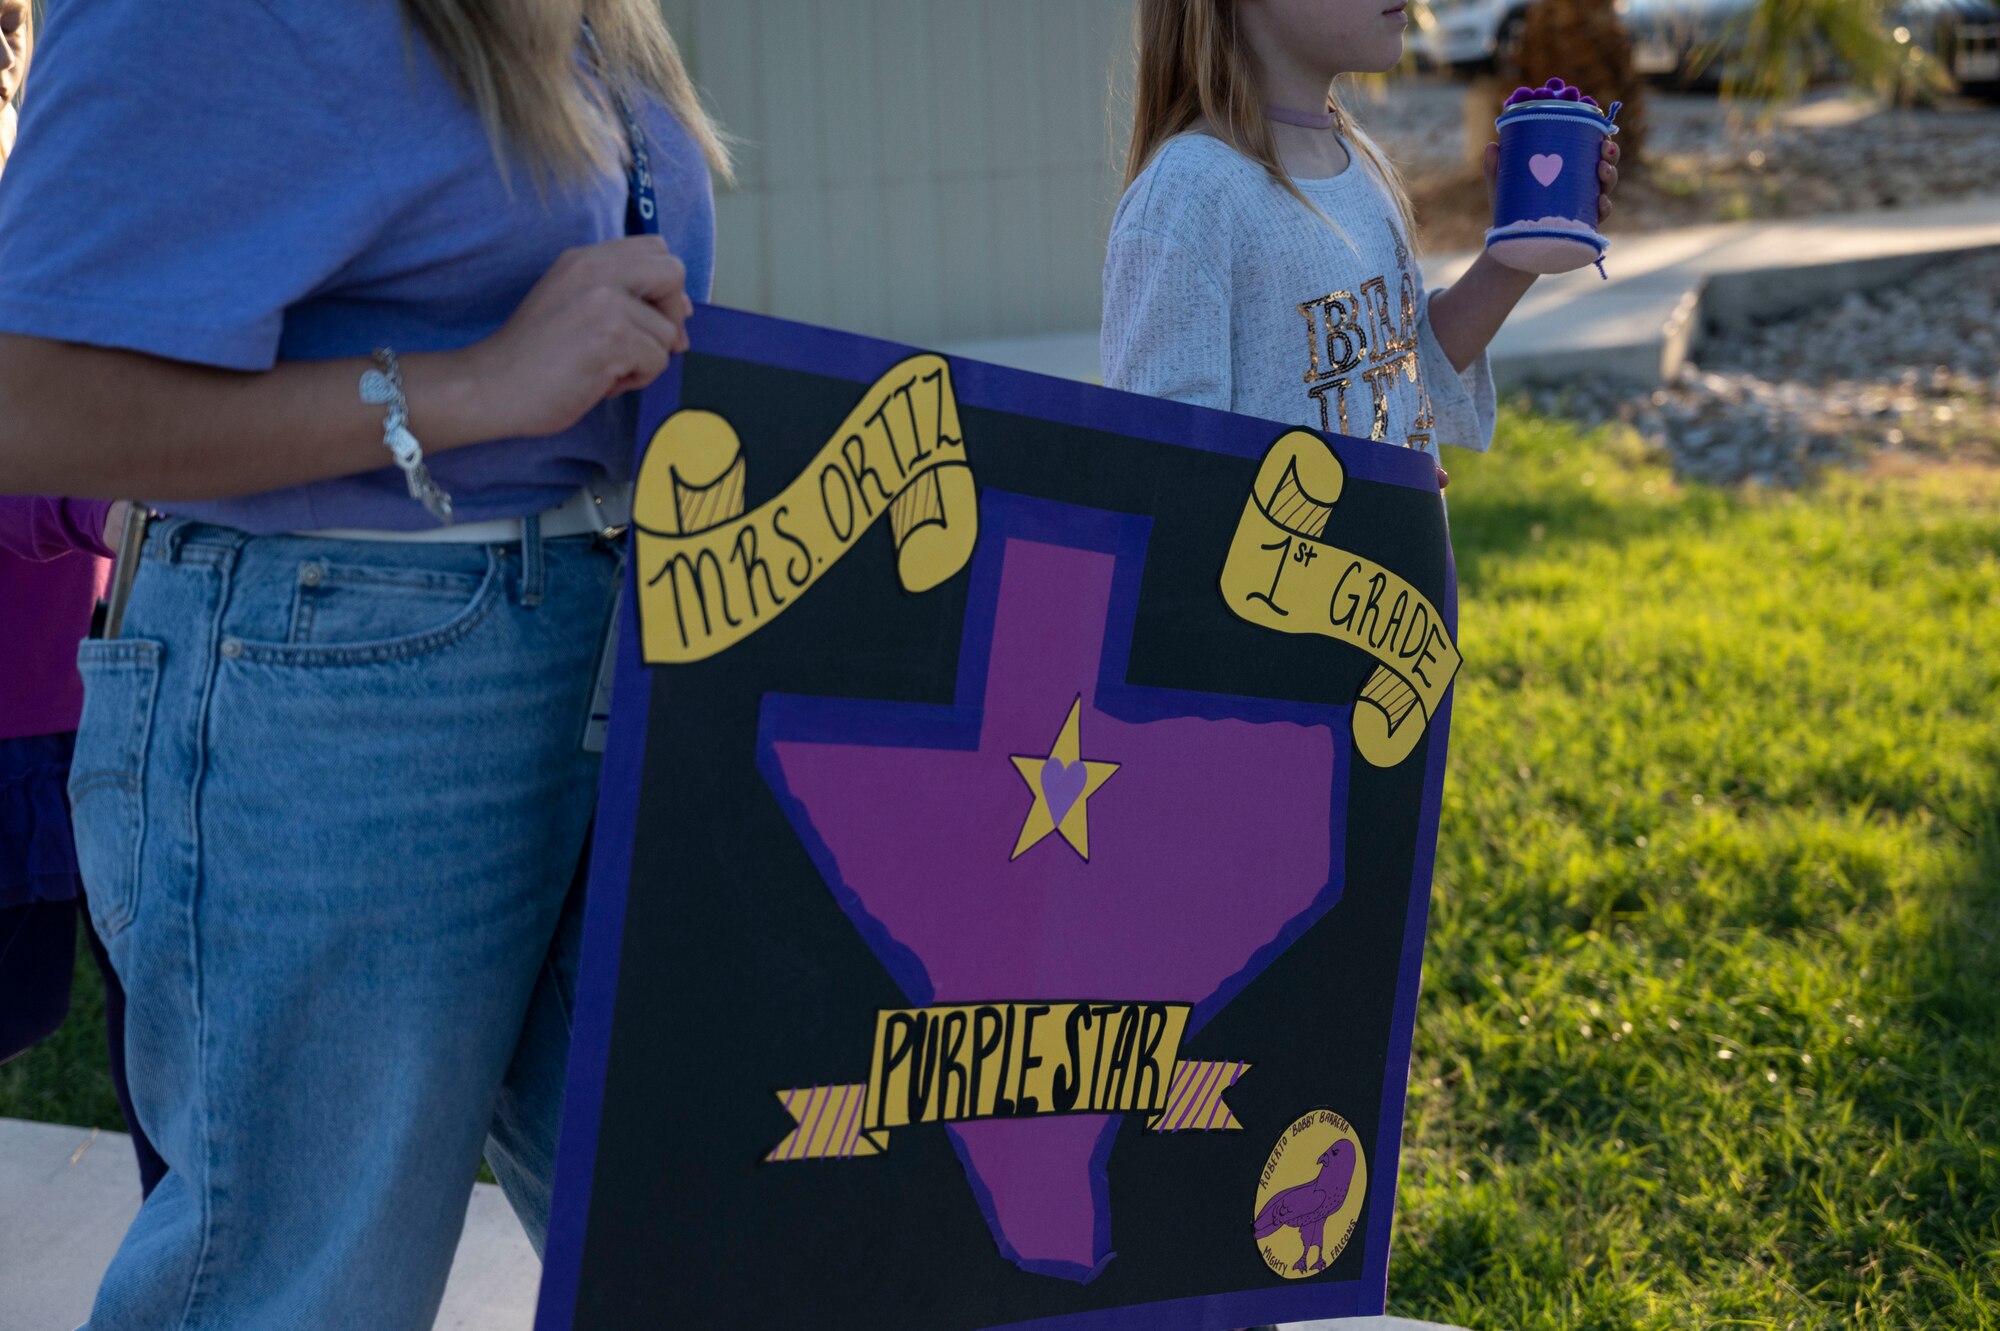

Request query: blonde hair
[
  {"left": 4, "top": 0, "right": 34, "bottom": 107},
  {"left": 402, "top": 0, "right": 732, "bottom": 187},
  {"left": 1123, "top": 0, "right": 1413, "bottom": 239}
]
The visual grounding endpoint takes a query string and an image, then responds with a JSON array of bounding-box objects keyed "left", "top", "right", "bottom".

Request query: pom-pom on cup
[{"left": 1487, "top": 78, "right": 1619, "bottom": 278}]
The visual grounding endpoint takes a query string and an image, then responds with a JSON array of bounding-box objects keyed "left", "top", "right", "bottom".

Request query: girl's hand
[
  {"left": 462, "top": 235, "right": 694, "bottom": 440},
  {"left": 1481, "top": 137, "right": 1623, "bottom": 223},
  {"left": 1436, "top": 465, "right": 1449, "bottom": 491}
]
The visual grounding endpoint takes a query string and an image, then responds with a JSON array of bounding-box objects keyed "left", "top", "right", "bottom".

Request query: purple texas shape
[{"left": 761, "top": 498, "right": 1345, "bottom": 1282}]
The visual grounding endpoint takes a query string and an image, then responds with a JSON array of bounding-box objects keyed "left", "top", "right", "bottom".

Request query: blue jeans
[{"left": 70, "top": 517, "right": 619, "bottom": 1330}]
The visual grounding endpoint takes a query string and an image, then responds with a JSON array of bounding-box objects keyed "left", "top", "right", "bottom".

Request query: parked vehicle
[
  {"left": 1615, "top": 0, "right": 1755, "bottom": 85},
  {"left": 1920, "top": 0, "right": 2000, "bottom": 94},
  {"left": 1415, "top": 0, "right": 2000, "bottom": 97},
  {"left": 1410, "top": 0, "right": 1535, "bottom": 74},
  {"left": 1614, "top": 0, "right": 2000, "bottom": 95}
]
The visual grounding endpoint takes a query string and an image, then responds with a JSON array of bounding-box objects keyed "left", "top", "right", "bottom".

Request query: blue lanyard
[{"left": 580, "top": 20, "right": 659, "bottom": 238}]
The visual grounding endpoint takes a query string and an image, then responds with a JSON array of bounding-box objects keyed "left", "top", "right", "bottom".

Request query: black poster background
[{"left": 565, "top": 347, "right": 1449, "bottom": 1330}]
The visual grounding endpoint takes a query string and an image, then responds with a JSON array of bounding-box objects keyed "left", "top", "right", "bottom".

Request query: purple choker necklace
[{"left": 1265, "top": 103, "right": 1338, "bottom": 130}]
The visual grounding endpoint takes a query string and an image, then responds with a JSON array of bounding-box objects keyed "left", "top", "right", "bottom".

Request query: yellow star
[{"left": 1009, "top": 698, "right": 1120, "bottom": 861}]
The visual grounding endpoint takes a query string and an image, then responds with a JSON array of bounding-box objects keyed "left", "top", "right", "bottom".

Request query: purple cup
[{"left": 1487, "top": 78, "right": 1619, "bottom": 276}]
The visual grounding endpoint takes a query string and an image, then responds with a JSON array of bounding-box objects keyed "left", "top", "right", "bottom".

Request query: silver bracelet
[{"left": 359, "top": 347, "right": 455, "bottom": 525}]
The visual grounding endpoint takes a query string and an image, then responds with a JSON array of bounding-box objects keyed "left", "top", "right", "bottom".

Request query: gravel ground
[
  {"left": 1637, "top": 96, "right": 2000, "bottom": 217},
  {"left": 1520, "top": 249, "right": 2000, "bottom": 486},
  {"left": 1346, "top": 79, "right": 2000, "bottom": 485},
  {"left": 1351, "top": 79, "right": 2000, "bottom": 249}
]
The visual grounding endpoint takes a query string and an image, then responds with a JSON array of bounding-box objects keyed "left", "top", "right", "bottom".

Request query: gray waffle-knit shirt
[{"left": 1102, "top": 133, "right": 1496, "bottom": 463}]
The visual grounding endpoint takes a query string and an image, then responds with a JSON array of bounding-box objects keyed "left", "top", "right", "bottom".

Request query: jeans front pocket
[
  {"left": 69, "top": 639, "right": 164, "bottom": 938},
  {"left": 246, "top": 549, "right": 502, "bottom": 668}
]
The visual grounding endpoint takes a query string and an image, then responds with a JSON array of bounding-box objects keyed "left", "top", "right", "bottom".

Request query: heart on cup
[{"left": 1528, "top": 153, "right": 1565, "bottom": 187}]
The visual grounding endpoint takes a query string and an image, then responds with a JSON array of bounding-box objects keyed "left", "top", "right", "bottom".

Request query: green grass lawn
[
  {"left": 5, "top": 409, "right": 1996, "bottom": 1327},
  {"left": 1392, "top": 417, "right": 2000, "bottom": 1328},
  {"left": 1, "top": 925, "right": 124, "bottom": 1133}
]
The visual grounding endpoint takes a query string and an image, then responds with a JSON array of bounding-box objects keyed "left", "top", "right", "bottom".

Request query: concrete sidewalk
[
  {"left": 946, "top": 194, "right": 2000, "bottom": 390},
  {"left": 1, "top": 1117, "right": 538, "bottom": 1331},
  {"left": 0, "top": 1118, "right": 1466, "bottom": 1330}
]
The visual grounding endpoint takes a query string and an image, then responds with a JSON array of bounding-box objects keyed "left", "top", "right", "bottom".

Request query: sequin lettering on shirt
[
  {"left": 1360, "top": 358, "right": 1403, "bottom": 441},
  {"left": 1361, "top": 275, "right": 1419, "bottom": 364},
  {"left": 1296, "top": 240, "right": 1437, "bottom": 450},
  {"left": 1298, "top": 291, "right": 1365, "bottom": 383},
  {"left": 1306, "top": 376, "right": 1353, "bottom": 435}
]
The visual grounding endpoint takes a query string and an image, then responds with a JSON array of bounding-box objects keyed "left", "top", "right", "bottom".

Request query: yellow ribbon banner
[
  {"left": 1218, "top": 431, "right": 1461, "bottom": 768},
  {"left": 634, "top": 354, "right": 977, "bottom": 664},
  {"left": 766, "top": 1002, "right": 1251, "bottom": 1161}
]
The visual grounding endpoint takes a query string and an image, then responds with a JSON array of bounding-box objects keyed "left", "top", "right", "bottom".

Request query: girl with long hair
[
  {"left": 1105, "top": 0, "right": 1620, "bottom": 467},
  {"left": 0, "top": 1, "right": 727, "bottom": 1324}
]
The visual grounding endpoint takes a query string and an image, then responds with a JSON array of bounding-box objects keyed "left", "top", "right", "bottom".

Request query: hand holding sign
[{"left": 461, "top": 236, "right": 696, "bottom": 440}]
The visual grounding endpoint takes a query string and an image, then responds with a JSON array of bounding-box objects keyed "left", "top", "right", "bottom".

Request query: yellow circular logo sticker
[{"left": 1252, "top": 1109, "right": 1367, "bottom": 1279}]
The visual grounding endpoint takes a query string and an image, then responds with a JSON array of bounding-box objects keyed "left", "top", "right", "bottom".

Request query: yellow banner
[
  {"left": 766, "top": 1002, "right": 1251, "bottom": 1161},
  {"left": 633, "top": 355, "right": 977, "bottom": 663},
  {"left": 1218, "top": 431, "right": 1461, "bottom": 768}
]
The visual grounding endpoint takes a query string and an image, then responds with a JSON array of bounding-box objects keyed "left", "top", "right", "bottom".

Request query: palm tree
[
  {"left": 1720, "top": 0, "right": 1946, "bottom": 106},
  {"left": 1500, "top": 0, "right": 1650, "bottom": 161}
]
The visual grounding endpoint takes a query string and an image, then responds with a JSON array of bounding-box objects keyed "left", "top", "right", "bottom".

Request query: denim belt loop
[
  {"left": 519, "top": 512, "right": 546, "bottom": 609},
  {"left": 156, "top": 515, "right": 197, "bottom": 564}
]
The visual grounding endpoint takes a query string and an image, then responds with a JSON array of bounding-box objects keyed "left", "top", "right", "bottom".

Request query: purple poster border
[{"left": 536, "top": 304, "right": 1457, "bottom": 1331}]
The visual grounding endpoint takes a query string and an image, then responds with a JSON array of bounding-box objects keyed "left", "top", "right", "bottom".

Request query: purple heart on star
[{"left": 1042, "top": 756, "right": 1088, "bottom": 823}]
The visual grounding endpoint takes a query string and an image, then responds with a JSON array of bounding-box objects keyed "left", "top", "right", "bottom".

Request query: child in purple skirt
[
  {"left": 0, "top": 495, "right": 167, "bottom": 1195},
  {"left": 0, "top": 497, "right": 109, "bottom": 1061}
]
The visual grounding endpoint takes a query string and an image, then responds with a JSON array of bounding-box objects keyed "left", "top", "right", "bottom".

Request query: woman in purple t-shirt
[{"left": 0, "top": 1, "right": 726, "bottom": 1325}]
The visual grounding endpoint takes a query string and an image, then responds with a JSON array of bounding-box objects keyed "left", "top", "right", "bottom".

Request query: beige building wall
[{"left": 660, "top": 0, "right": 1136, "bottom": 346}]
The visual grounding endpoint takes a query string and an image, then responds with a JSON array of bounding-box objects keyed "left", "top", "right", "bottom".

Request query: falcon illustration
[{"left": 1252, "top": 1140, "right": 1357, "bottom": 1274}]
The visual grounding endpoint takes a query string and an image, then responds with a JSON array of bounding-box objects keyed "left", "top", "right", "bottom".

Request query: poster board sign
[{"left": 536, "top": 306, "right": 1459, "bottom": 1330}]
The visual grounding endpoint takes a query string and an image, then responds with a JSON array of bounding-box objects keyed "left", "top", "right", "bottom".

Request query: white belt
[{"left": 298, "top": 482, "right": 633, "bottom": 544}]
